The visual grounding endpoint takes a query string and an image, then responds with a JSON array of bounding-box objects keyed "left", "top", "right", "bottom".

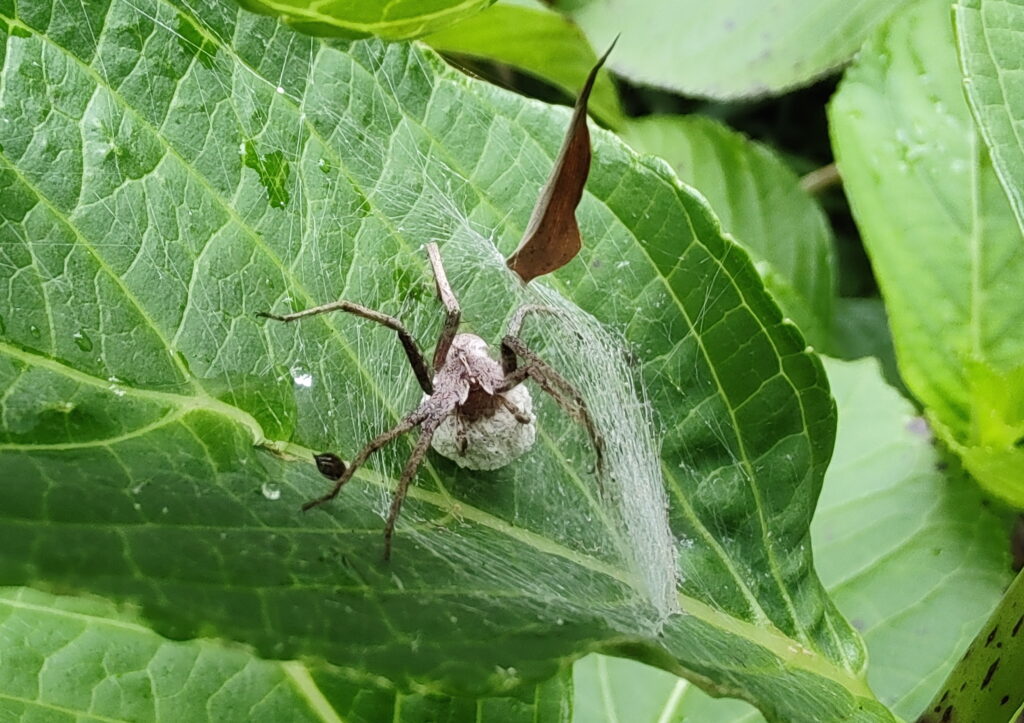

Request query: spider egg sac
[{"left": 431, "top": 383, "right": 537, "bottom": 470}]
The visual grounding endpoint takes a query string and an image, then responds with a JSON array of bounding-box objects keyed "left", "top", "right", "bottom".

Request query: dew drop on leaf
[
  {"left": 290, "top": 365, "right": 313, "bottom": 388},
  {"left": 73, "top": 330, "right": 93, "bottom": 352},
  {"left": 29, "top": 324, "right": 41, "bottom": 338},
  {"left": 261, "top": 482, "right": 281, "bottom": 501}
]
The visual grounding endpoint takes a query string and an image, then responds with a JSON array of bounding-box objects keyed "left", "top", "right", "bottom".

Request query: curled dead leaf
[{"left": 505, "top": 39, "right": 616, "bottom": 283}]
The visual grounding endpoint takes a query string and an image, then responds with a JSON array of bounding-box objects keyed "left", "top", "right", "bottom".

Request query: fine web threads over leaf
[{"left": 419, "top": 207, "right": 680, "bottom": 625}]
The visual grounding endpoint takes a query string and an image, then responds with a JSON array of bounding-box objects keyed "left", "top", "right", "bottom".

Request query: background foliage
[{"left": 1, "top": 0, "right": 1021, "bottom": 721}]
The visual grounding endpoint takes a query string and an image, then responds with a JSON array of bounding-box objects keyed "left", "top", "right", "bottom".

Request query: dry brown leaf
[{"left": 505, "top": 40, "right": 616, "bottom": 283}]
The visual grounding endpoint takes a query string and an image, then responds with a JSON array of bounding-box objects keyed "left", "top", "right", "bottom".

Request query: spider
[{"left": 259, "top": 243, "right": 604, "bottom": 560}]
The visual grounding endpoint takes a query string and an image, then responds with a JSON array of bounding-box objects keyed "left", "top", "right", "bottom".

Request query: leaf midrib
[{"left": 252, "top": 0, "right": 484, "bottom": 34}]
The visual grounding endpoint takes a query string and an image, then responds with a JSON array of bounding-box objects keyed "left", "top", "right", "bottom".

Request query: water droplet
[
  {"left": 318, "top": 158, "right": 331, "bottom": 173},
  {"left": 29, "top": 324, "right": 41, "bottom": 338},
  {"left": 290, "top": 365, "right": 313, "bottom": 388},
  {"left": 261, "top": 482, "right": 281, "bottom": 500},
  {"left": 73, "top": 329, "right": 93, "bottom": 351},
  {"left": 276, "top": 85, "right": 285, "bottom": 94}
]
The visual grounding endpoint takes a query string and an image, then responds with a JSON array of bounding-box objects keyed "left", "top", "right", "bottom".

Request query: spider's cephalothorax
[{"left": 259, "top": 243, "right": 603, "bottom": 560}]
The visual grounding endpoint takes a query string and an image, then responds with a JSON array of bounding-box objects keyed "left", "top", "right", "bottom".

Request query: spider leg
[
  {"left": 501, "top": 305, "right": 566, "bottom": 374},
  {"left": 424, "top": 243, "right": 461, "bottom": 371},
  {"left": 383, "top": 418, "right": 443, "bottom": 561},
  {"left": 259, "top": 301, "right": 434, "bottom": 394},
  {"left": 500, "top": 335, "right": 606, "bottom": 476},
  {"left": 301, "top": 407, "right": 428, "bottom": 512},
  {"left": 499, "top": 395, "right": 532, "bottom": 424},
  {"left": 454, "top": 412, "right": 468, "bottom": 456}
]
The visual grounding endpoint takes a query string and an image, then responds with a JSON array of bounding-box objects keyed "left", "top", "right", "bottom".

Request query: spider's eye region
[{"left": 314, "top": 453, "right": 346, "bottom": 481}]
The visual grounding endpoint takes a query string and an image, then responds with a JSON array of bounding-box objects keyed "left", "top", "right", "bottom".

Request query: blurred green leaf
[
  {"left": 830, "top": 0, "right": 1024, "bottom": 505},
  {"left": 552, "top": 0, "right": 911, "bottom": 99},
  {"left": 573, "top": 357, "right": 1013, "bottom": 721},
  {"left": 622, "top": 115, "right": 836, "bottom": 349},
  {"left": 234, "top": 0, "right": 496, "bottom": 39},
  {"left": 830, "top": 298, "right": 902, "bottom": 393},
  {"left": 955, "top": 0, "right": 1024, "bottom": 235},
  {"left": 572, "top": 654, "right": 690, "bottom": 723},
  {"left": 425, "top": 0, "right": 625, "bottom": 128},
  {"left": 1, "top": 0, "right": 889, "bottom": 719},
  {"left": 918, "top": 569, "right": 1024, "bottom": 723}
]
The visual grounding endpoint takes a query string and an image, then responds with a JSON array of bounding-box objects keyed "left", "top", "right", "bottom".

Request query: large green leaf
[
  {"left": 621, "top": 116, "right": 836, "bottom": 349},
  {"left": 0, "top": 587, "right": 331, "bottom": 721},
  {"left": 830, "top": 0, "right": 1024, "bottom": 504},
  {"left": 955, "top": 0, "right": 1024, "bottom": 234},
  {"left": 424, "top": 0, "right": 625, "bottom": 128},
  {"left": 234, "top": 0, "right": 495, "bottom": 39},
  {"left": 573, "top": 357, "right": 1013, "bottom": 721},
  {"left": 0, "top": 1, "right": 887, "bottom": 719},
  {"left": 0, "top": 586, "right": 572, "bottom": 721},
  {"left": 551, "top": 0, "right": 910, "bottom": 99}
]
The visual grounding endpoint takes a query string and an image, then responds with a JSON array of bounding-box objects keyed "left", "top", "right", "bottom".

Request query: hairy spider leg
[
  {"left": 258, "top": 302, "right": 434, "bottom": 394},
  {"left": 501, "top": 304, "right": 565, "bottom": 375},
  {"left": 500, "top": 335, "right": 606, "bottom": 478},
  {"left": 383, "top": 417, "right": 445, "bottom": 561},
  {"left": 498, "top": 395, "right": 532, "bottom": 424},
  {"left": 424, "top": 243, "right": 461, "bottom": 371},
  {"left": 301, "top": 407, "right": 429, "bottom": 512},
  {"left": 454, "top": 413, "right": 468, "bottom": 455}
]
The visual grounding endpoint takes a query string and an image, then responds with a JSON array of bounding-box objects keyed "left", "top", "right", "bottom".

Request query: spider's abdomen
[{"left": 431, "top": 383, "right": 536, "bottom": 470}]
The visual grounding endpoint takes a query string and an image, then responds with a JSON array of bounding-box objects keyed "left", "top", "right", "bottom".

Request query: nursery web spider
[{"left": 260, "top": 243, "right": 604, "bottom": 560}]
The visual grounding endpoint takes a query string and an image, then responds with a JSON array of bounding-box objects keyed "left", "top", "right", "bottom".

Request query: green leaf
[
  {"left": 919, "top": 568, "right": 1024, "bottom": 722},
  {"left": 830, "top": 298, "right": 902, "bottom": 394},
  {"left": 0, "top": 586, "right": 571, "bottom": 722},
  {"left": 621, "top": 115, "right": 836, "bottom": 349},
  {"left": 830, "top": 0, "right": 1024, "bottom": 505},
  {"left": 573, "top": 357, "right": 1014, "bottom": 721},
  {"left": 0, "top": 587, "right": 330, "bottom": 721},
  {"left": 424, "top": 0, "right": 625, "bottom": 128},
  {"left": 234, "top": 0, "right": 496, "bottom": 39},
  {"left": 1, "top": 590, "right": 344, "bottom": 722},
  {"left": 0, "top": 1, "right": 888, "bottom": 719},
  {"left": 955, "top": 0, "right": 1024, "bottom": 235},
  {"left": 572, "top": 654, "right": 691, "bottom": 722},
  {"left": 813, "top": 359, "right": 1011, "bottom": 719},
  {"left": 551, "top": 0, "right": 911, "bottom": 99}
]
